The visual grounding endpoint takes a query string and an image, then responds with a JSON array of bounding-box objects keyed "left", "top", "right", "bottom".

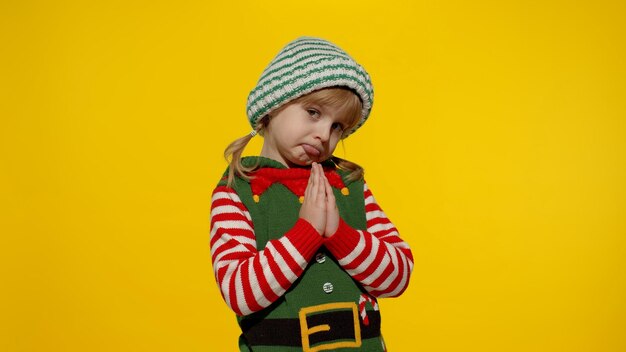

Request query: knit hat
[{"left": 246, "top": 36, "right": 374, "bottom": 136}]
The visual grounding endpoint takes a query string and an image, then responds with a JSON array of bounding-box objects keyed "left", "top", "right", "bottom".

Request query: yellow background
[{"left": 1, "top": 0, "right": 625, "bottom": 351}]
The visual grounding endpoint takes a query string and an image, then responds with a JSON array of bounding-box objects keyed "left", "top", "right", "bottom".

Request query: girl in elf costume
[{"left": 209, "top": 36, "right": 414, "bottom": 352}]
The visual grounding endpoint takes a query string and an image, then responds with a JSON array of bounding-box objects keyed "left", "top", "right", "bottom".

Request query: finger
[
  {"left": 320, "top": 165, "right": 330, "bottom": 194},
  {"left": 315, "top": 164, "right": 325, "bottom": 201},
  {"left": 304, "top": 164, "right": 314, "bottom": 200},
  {"left": 310, "top": 163, "right": 319, "bottom": 202},
  {"left": 323, "top": 173, "right": 337, "bottom": 206}
]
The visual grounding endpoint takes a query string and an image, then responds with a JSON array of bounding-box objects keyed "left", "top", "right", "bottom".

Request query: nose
[{"left": 314, "top": 122, "right": 331, "bottom": 143}]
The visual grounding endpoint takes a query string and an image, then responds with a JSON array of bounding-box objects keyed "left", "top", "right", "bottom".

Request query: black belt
[{"left": 240, "top": 302, "right": 381, "bottom": 348}]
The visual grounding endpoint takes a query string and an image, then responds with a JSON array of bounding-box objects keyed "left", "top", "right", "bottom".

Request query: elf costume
[
  {"left": 209, "top": 36, "right": 413, "bottom": 351},
  {"left": 210, "top": 157, "right": 413, "bottom": 351}
]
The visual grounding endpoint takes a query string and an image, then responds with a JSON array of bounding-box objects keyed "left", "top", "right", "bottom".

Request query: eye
[
  {"left": 307, "top": 108, "right": 320, "bottom": 118},
  {"left": 331, "top": 122, "right": 344, "bottom": 133}
]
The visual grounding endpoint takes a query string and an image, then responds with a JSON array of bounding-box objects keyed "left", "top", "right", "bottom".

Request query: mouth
[{"left": 301, "top": 143, "right": 322, "bottom": 158}]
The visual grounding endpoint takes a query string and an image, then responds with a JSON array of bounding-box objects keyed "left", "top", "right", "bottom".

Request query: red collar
[{"left": 250, "top": 166, "right": 349, "bottom": 203}]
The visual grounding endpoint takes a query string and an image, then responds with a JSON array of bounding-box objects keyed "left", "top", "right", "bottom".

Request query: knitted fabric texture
[
  {"left": 246, "top": 36, "right": 374, "bottom": 136},
  {"left": 248, "top": 166, "right": 349, "bottom": 203},
  {"left": 211, "top": 156, "right": 414, "bottom": 313},
  {"left": 210, "top": 157, "right": 414, "bottom": 351}
]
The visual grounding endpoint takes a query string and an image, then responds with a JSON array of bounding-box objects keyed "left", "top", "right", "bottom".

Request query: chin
[
  {"left": 285, "top": 156, "right": 311, "bottom": 167},
  {"left": 288, "top": 152, "right": 328, "bottom": 167}
]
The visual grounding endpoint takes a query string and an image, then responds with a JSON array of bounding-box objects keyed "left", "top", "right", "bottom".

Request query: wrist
[
  {"left": 286, "top": 218, "right": 325, "bottom": 260},
  {"left": 324, "top": 218, "right": 361, "bottom": 258},
  {"left": 299, "top": 216, "right": 324, "bottom": 236},
  {"left": 324, "top": 217, "right": 343, "bottom": 239}
]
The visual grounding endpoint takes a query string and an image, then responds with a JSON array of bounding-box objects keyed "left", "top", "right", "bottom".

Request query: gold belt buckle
[{"left": 299, "top": 302, "right": 361, "bottom": 352}]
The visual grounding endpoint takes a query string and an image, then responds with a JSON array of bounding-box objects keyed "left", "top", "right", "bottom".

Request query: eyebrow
[{"left": 307, "top": 102, "right": 353, "bottom": 127}]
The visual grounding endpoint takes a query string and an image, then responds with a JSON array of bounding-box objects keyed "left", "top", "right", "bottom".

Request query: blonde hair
[{"left": 224, "top": 87, "right": 365, "bottom": 186}]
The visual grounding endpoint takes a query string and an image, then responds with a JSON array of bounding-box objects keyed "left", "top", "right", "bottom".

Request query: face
[{"left": 260, "top": 101, "right": 349, "bottom": 167}]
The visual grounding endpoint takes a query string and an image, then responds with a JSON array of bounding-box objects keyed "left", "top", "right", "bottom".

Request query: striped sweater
[{"left": 210, "top": 179, "right": 414, "bottom": 317}]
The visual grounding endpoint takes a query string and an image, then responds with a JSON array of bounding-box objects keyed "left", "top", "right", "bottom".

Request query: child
[{"left": 210, "top": 36, "right": 414, "bottom": 352}]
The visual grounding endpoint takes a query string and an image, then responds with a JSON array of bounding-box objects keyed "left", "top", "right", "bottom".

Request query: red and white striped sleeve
[
  {"left": 210, "top": 185, "right": 324, "bottom": 316},
  {"left": 324, "top": 181, "right": 414, "bottom": 298}
]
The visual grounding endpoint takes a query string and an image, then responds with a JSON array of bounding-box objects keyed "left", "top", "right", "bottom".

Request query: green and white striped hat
[{"left": 246, "top": 36, "right": 374, "bottom": 136}]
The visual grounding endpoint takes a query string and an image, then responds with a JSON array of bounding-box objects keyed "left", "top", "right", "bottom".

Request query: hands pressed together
[{"left": 298, "top": 162, "right": 340, "bottom": 238}]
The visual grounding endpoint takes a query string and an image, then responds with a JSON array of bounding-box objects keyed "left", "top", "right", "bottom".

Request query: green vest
[{"left": 219, "top": 157, "right": 385, "bottom": 352}]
